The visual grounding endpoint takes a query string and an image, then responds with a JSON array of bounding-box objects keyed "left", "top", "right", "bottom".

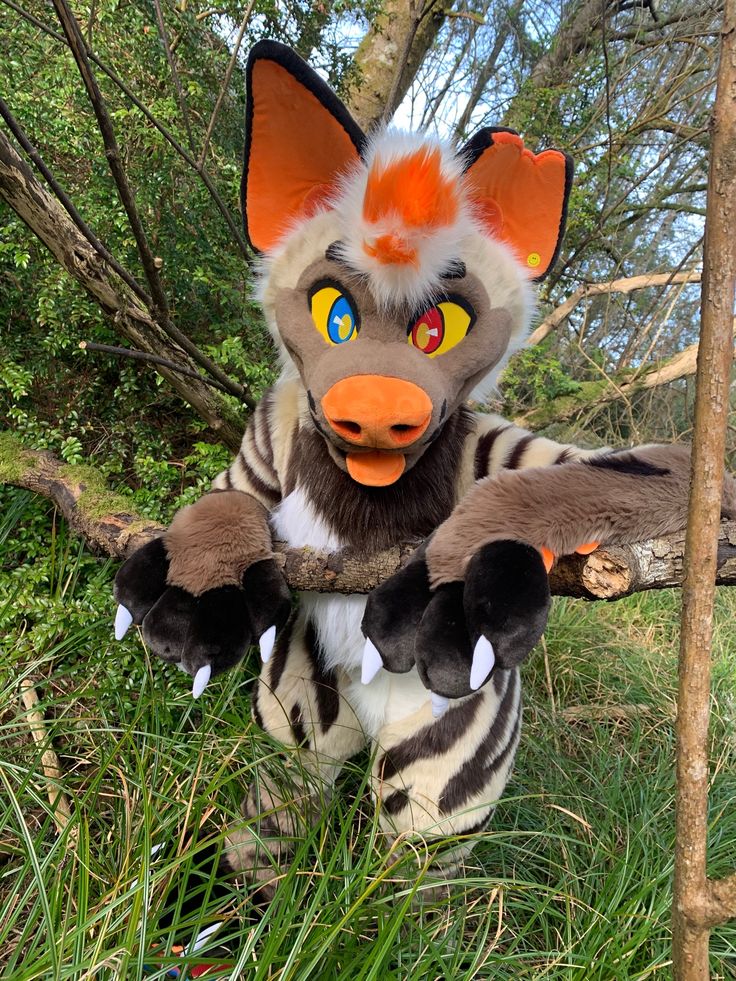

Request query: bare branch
[
  {"left": 152, "top": 0, "right": 197, "bottom": 154},
  {"left": 529, "top": 269, "right": 703, "bottom": 346},
  {"left": 78, "top": 341, "right": 235, "bottom": 395},
  {"left": 199, "top": 0, "right": 256, "bottom": 167}
]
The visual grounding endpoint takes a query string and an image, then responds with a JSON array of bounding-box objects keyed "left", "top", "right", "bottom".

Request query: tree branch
[
  {"left": 49, "top": 0, "right": 248, "bottom": 404},
  {"left": 4, "top": 436, "right": 736, "bottom": 599},
  {"left": 529, "top": 269, "right": 703, "bottom": 346},
  {"left": 78, "top": 341, "right": 235, "bottom": 395},
  {"left": 515, "top": 315, "right": 735, "bottom": 431},
  {"left": 0, "top": 0, "right": 253, "bottom": 263},
  {"left": 0, "top": 95, "right": 152, "bottom": 308},
  {"left": 198, "top": 0, "right": 256, "bottom": 167},
  {"left": 0, "top": 130, "right": 247, "bottom": 448}
]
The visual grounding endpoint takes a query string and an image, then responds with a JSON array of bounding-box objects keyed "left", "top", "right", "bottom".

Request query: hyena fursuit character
[{"left": 113, "top": 41, "right": 736, "bottom": 896}]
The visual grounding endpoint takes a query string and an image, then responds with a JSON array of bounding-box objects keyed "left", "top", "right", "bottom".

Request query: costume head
[{"left": 242, "top": 41, "right": 573, "bottom": 487}]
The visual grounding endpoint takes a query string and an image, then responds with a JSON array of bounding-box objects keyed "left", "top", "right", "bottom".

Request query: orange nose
[{"left": 321, "top": 375, "right": 432, "bottom": 449}]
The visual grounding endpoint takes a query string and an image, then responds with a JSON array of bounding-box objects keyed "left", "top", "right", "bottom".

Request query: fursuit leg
[
  {"left": 223, "top": 610, "right": 367, "bottom": 902},
  {"left": 371, "top": 667, "right": 521, "bottom": 879}
]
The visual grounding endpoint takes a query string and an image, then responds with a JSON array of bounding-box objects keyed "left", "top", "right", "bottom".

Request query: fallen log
[{"left": 3, "top": 433, "right": 736, "bottom": 600}]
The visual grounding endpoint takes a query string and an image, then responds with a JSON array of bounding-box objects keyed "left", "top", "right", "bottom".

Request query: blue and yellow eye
[
  {"left": 309, "top": 282, "right": 359, "bottom": 345},
  {"left": 408, "top": 296, "right": 475, "bottom": 357}
]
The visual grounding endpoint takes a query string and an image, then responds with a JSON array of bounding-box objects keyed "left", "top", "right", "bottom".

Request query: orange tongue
[{"left": 346, "top": 451, "right": 405, "bottom": 486}]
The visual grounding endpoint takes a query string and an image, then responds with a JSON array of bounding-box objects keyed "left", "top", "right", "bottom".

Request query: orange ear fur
[
  {"left": 243, "top": 43, "right": 365, "bottom": 252},
  {"left": 463, "top": 130, "right": 573, "bottom": 280}
]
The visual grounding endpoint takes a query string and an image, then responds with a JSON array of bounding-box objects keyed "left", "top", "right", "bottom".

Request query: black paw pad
[
  {"left": 114, "top": 537, "right": 169, "bottom": 623},
  {"left": 361, "top": 547, "right": 432, "bottom": 674}
]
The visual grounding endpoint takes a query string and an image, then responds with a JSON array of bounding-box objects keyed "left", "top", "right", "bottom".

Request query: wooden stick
[
  {"left": 671, "top": 0, "right": 736, "bottom": 972},
  {"left": 19, "top": 680, "right": 75, "bottom": 840}
]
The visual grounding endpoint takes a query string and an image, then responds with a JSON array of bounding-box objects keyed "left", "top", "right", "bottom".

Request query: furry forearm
[
  {"left": 427, "top": 444, "right": 736, "bottom": 587},
  {"left": 165, "top": 490, "right": 273, "bottom": 595}
]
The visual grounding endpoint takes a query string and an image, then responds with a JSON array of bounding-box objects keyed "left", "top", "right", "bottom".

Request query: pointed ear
[
  {"left": 461, "top": 128, "right": 573, "bottom": 281},
  {"left": 242, "top": 41, "right": 365, "bottom": 253}
]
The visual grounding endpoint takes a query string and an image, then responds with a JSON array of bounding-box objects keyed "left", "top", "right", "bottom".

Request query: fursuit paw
[
  {"left": 113, "top": 538, "right": 291, "bottom": 695},
  {"left": 362, "top": 540, "right": 550, "bottom": 714}
]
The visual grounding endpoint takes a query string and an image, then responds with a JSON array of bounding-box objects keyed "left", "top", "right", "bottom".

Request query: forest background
[{"left": 1, "top": 1, "right": 736, "bottom": 978}]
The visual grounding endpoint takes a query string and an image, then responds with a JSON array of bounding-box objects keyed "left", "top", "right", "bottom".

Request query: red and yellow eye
[{"left": 408, "top": 297, "right": 475, "bottom": 358}]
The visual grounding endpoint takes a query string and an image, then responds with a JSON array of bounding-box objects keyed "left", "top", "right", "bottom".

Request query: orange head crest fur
[
  {"left": 362, "top": 147, "right": 459, "bottom": 231},
  {"left": 335, "top": 133, "right": 471, "bottom": 309}
]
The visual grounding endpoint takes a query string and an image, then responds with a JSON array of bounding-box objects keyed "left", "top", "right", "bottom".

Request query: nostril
[
  {"left": 391, "top": 424, "right": 416, "bottom": 434},
  {"left": 335, "top": 420, "right": 362, "bottom": 436}
]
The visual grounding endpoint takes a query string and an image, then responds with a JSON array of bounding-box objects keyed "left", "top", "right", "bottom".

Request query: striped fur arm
[
  {"left": 211, "top": 388, "right": 291, "bottom": 508},
  {"left": 472, "top": 414, "right": 602, "bottom": 480}
]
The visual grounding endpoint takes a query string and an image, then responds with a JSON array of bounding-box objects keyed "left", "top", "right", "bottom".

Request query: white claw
[
  {"left": 114, "top": 604, "right": 133, "bottom": 640},
  {"left": 192, "top": 664, "right": 211, "bottom": 698},
  {"left": 259, "top": 624, "right": 277, "bottom": 663},
  {"left": 470, "top": 635, "right": 496, "bottom": 690},
  {"left": 361, "top": 637, "right": 383, "bottom": 685},
  {"left": 431, "top": 692, "right": 449, "bottom": 718}
]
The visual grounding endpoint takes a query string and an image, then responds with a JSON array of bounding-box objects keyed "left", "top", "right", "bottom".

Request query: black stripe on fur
[
  {"left": 439, "top": 670, "right": 520, "bottom": 815},
  {"left": 377, "top": 694, "right": 482, "bottom": 783},
  {"left": 268, "top": 612, "right": 295, "bottom": 693},
  {"left": 473, "top": 426, "right": 509, "bottom": 480},
  {"left": 504, "top": 433, "right": 534, "bottom": 470},
  {"left": 304, "top": 620, "right": 340, "bottom": 733},
  {"left": 586, "top": 453, "right": 670, "bottom": 478}
]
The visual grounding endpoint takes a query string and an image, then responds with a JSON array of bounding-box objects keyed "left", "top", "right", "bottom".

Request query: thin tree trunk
[{"left": 672, "top": 0, "right": 736, "bottom": 973}]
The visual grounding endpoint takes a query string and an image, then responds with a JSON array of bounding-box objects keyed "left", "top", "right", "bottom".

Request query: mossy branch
[{"left": 4, "top": 433, "right": 736, "bottom": 598}]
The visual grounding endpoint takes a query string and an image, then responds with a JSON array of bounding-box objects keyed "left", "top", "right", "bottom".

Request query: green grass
[{"left": 2, "top": 488, "right": 736, "bottom": 979}]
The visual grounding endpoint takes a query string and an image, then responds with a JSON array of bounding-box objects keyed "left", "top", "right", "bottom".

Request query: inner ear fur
[
  {"left": 242, "top": 41, "right": 366, "bottom": 253},
  {"left": 461, "top": 128, "right": 573, "bottom": 281}
]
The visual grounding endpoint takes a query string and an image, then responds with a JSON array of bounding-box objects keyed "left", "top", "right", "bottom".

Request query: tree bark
[
  {"left": 0, "top": 129, "right": 246, "bottom": 450},
  {"left": 672, "top": 0, "right": 736, "bottom": 973},
  {"left": 345, "top": 0, "right": 447, "bottom": 130},
  {"left": 5, "top": 437, "right": 736, "bottom": 599}
]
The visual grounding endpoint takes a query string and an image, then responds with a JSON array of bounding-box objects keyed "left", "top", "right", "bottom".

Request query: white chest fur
[
  {"left": 270, "top": 487, "right": 367, "bottom": 672},
  {"left": 270, "top": 486, "right": 431, "bottom": 735}
]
